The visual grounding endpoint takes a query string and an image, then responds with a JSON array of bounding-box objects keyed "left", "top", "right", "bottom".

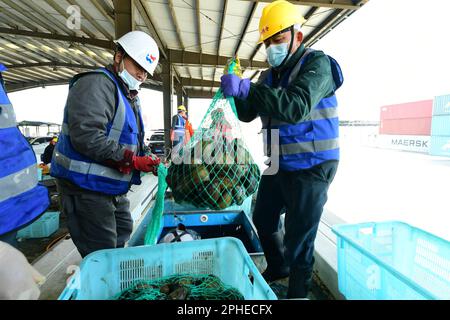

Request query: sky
[{"left": 7, "top": 0, "right": 450, "bottom": 127}]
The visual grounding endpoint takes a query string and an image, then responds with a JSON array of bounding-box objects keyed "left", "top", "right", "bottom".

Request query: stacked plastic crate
[{"left": 430, "top": 94, "right": 450, "bottom": 157}]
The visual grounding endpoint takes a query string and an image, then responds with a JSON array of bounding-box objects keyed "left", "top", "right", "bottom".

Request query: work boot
[
  {"left": 259, "top": 232, "right": 290, "bottom": 282},
  {"left": 287, "top": 266, "right": 313, "bottom": 299}
]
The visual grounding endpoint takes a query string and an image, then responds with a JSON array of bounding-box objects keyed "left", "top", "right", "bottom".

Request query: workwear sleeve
[
  {"left": 246, "top": 52, "right": 335, "bottom": 124},
  {"left": 66, "top": 73, "right": 127, "bottom": 162}
]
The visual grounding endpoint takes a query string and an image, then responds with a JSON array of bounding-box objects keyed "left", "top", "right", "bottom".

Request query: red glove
[
  {"left": 103, "top": 149, "right": 134, "bottom": 174},
  {"left": 132, "top": 155, "right": 161, "bottom": 173}
]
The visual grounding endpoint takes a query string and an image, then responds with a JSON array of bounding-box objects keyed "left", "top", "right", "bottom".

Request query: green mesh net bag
[
  {"left": 113, "top": 274, "right": 244, "bottom": 300},
  {"left": 166, "top": 59, "right": 261, "bottom": 210}
]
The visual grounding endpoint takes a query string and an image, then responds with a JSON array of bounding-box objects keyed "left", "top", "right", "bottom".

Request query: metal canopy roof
[{"left": 0, "top": 0, "right": 369, "bottom": 98}]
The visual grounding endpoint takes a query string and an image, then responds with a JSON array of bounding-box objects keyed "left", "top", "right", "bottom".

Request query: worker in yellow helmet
[
  {"left": 41, "top": 136, "right": 58, "bottom": 165},
  {"left": 170, "top": 105, "right": 189, "bottom": 149},
  {"left": 220, "top": 0, "right": 344, "bottom": 299}
]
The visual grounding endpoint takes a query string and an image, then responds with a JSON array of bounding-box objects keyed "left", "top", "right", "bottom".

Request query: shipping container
[
  {"left": 430, "top": 135, "right": 450, "bottom": 157},
  {"left": 377, "top": 134, "right": 430, "bottom": 153},
  {"left": 380, "top": 100, "right": 433, "bottom": 120},
  {"left": 432, "top": 94, "right": 450, "bottom": 116},
  {"left": 431, "top": 114, "right": 450, "bottom": 136},
  {"left": 379, "top": 117, "right": 431, "bottom": 135}
]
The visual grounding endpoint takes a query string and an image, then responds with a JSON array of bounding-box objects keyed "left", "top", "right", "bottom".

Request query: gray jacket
[{"left": 57, "top": 64, "right": 144, "bottom": 194}]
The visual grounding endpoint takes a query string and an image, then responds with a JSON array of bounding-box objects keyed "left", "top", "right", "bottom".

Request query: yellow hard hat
[
  {"left": 178, "top": 105, "right": 187, "bottom": 112},
  {"left": 258, "top": 0, "right": 306, "bottom": 44},
  {"left": 52, "top": 137, "right": 58, "bottom": 143}
]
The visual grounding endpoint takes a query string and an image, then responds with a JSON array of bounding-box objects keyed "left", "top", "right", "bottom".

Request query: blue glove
[{"left": 220, "top": 74, "right": 250, "bottom": 100}]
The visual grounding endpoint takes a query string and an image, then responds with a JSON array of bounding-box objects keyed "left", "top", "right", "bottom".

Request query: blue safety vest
[
  {"left": 50, "top": 68, "right": 145, "bottom": 195},
  {"left": 260, "top": 49, "right": 343, "bottom": 171},
  {"left": 0, "top": 64, "right": 49, "bottom": 235},
  {"left": 173, "top": 114, "right": 186, "bottom": 139}
]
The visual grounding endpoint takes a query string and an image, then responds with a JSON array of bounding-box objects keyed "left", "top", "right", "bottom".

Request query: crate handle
[{"left": 58, "top": 273, "right": 79, "bottom": 300}]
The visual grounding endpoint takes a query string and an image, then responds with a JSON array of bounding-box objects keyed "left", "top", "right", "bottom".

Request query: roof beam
[
  {"left": 195, "top": 0, "right": 203, "bottom": 80},
  {"left": 4, "top": 78, "right": 163, "bottom": 93},
  {"left": 92, "top": 0, "right": 115, "bottom": 26},
  {"left": 4, "top": 63, "right": 99, "bottom": 70},
  {"left": 19, "top": 0, "right": 70, "bottom": 35},
  {"left": 234, "top": 1, "right": 258, "bottom": 57},
  {"left": 0, "top": 27, "right": 114, "bottom": 49},
  {"left": 113, "top": 0, "right": 135, "bottom": 38},
  {"left": 168, "top": 0, "right": 185, "bottom": 51},
  {"left": 239, "top": 0, "right": 367, "bottom": 10},
  {"left": 186, "top": 89, "right": 215, "bottom": 99},
  {"left": 133, "top": 0, "right": 167, "bottom": 60},
  {"left": 304, "top": 9, "right": 347, "bottom": 46},
  {"left": 67, "top": 0, "right": 113, "bottom": 40},
  {"left": 180, "top": 77, "right": 219, "bottom": 88},
  {"left": 168, "top": 49, "right": 268, "bottom": 69},
  {"left": 45, "top": 0, "right": 97, "bottom": 39},
  {"left": 134, "top": 0, "right": 184, "bottom": 94},
  {"left": 211, "top": 0, "right": 228, "bottom": 92}
]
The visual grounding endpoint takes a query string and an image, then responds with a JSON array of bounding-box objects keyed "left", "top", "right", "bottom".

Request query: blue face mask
[
  {"left": 266, "top": 42, "right": 289, "bottom": 68},
  {"left": 119, "top": 60, "right": 142, "bottom": 90}
]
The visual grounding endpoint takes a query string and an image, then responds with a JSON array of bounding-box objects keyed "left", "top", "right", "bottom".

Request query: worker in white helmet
[{"left": 51, "top": 31, "right": 161, "bottom": 258}]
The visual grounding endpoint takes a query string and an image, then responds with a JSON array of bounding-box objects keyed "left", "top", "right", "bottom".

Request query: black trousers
[
  {"left": 253, "top": 160, "right": 338, "bottom": 292},
  {"left": 60, "top": 191, "right": 133, "bottom": 258}
]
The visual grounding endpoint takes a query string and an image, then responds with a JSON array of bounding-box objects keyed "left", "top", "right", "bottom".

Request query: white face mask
[{"left": 119, "top": 60, "right": 142, "bottom": 90}]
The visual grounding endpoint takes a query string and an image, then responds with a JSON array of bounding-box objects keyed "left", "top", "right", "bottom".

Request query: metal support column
[
  {"left": 183, "top": 94, "right": 189, "bottom": 113},
  {"left": 162, "top": 61, "right": 173, "bottom": 156},
  {"left": 113, "top": 0, "right": 134, "bottom": 39},
  {"left": 176, "top": 82, "right": 183, "bottom": 108}
]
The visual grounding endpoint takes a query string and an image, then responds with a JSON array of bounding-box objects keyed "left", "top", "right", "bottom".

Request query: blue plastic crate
[
  {"left": 59, "top": 237, "right": 277, "bottom": 300},
  {"left": 17, "top": 211, "right": 60, "bottom": 239},
  {"left": 332, "top": 221, "right": 450, "bottom": 300}
]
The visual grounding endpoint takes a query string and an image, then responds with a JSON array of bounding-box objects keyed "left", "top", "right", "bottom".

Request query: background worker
[
  {"left": 220, "top": 0, "right": 343, "bottom": 298},
  {"left": 170, "top": 105, "right": 187, "bottom": 149},
  {"left": 0, "top": 64, "right": 49, "bottom": 248},
  {"left": 51, "top": 31, "right": 161, "bottom": 258},
  {"left": 41, "top": 136, "right": 58, "bottom": 165},
  {"left": 184, "top": 115, "right": 194, "bottom": 144}
]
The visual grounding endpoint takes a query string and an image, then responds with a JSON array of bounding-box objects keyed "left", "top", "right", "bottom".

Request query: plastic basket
[
  {"left": 17, "top": 211, "right": 60, "bottom": 239},
  {"left": 332, "top": 221, "right": 450, "bottom": 300},
  {"left": 59, "top": 237, "right": 277, "bottom": 300}
]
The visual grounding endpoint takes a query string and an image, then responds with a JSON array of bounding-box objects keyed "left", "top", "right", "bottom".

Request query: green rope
[
  {"left": 144, "top": 163, "right": 168, "bottom": 245},
  {"left": 113, "top": 274, "right": 244, "bottom": 300}
]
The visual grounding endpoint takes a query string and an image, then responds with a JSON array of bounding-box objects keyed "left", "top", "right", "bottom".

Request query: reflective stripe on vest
[
  {"left": 260, "top": 49, "right": 340, "bottom": 170},
  {"left": 270, "top": 105, "right": 338, "bottom": 127},
  {"left": 0, "top": 104, "right": 17, "bottom": 129},
  {"left": 53, "top": 151, "right": 132, "bottom": 182},
  {"left": 0, "top": 164, "right": 38, "bottom": 202},
  {"left": 61, "top": 123, "right": 137, "bottom": 153},
  {"left": 51, "top": 68, "right": 142, "bottom": 194},
  {"left": 174, "top": 114, "right": 186, "bottom": 135},
  {"left": 280, "top": 138, "right": 339, "bottom": 155},
  {"left": 0, "top": 65, "right": 49, "bottom": 234}
]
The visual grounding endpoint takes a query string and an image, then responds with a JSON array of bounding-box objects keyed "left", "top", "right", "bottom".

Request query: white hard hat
[{"left": 114, "top": 31, "right": 160, "bottom": 76}]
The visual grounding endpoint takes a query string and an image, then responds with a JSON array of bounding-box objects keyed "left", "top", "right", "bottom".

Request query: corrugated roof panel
[
  {"left": 145, "top": 1, "right": 178, "bottom": 49},
  {"left": 0, "top": 1, "right": 50, "bottom": 33},
  {"left": 189, "top": 67, "right": 202, "bottom": 79}
]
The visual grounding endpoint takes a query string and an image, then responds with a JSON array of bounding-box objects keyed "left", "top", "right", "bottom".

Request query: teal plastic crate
[
  {"left": 17, "top": 211, "right": 60, "bottom": 239},
  {"left": 332, "top": 221, "right": 450, "bottom": 300},
  {"left": 59, "top": 237, "right": 277, "bottom": 300}
]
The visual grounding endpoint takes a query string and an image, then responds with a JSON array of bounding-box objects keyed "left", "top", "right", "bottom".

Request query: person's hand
[
  {"left": 0, "top": 241, "right": 45, "bottom": 300},
  {"left": 132, "top": 155, "right": 161, "bottom": 173},
  {"left": 220, "top": 74, "right": 250, "bottom": 100}
]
